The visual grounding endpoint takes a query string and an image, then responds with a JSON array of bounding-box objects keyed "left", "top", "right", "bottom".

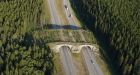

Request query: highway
[
  {"left": 63, "top": 0, "right": 86, "bottom": 41},
  {"left": 48, "top": 1, "right": 77, "bottom": 75},
  {"left": 47, "top": 0, "right": 104, "bottom": 75},
  {"left": 47, "top": 0, "right": 65, "bottom": 40},
  {"left": 47, "top": 0, "right": 61, "bottom": 25},
  {"left": 81, "top": 47, "right": 104, "bottom": 75},
  {"left": 63, "top": 0, "right": 79, "bottom": 27},
  {"left": 59, "top": 46, "right": 77, "bottom": 75},
  {"left": 62, "top": 0, "right": 104, "bottom": 74},
  {"left": 63, "top": 0, "right": 74, "bottom": 26}
]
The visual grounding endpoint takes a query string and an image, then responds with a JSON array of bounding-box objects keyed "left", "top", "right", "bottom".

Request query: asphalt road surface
[
  {"left": 82, "top": 47, "right": 104, "bottom": 75},
  {"left": 47, "top": 0, "right": 61, "bottom": 25},
  {"left": 48, "top": 0, "right": 77, "bottom": 75},
  {"left": 63, "top": 0, "right": 79, "bottom": 26},
  {"left": 63, "top": 0, "right": 86, "bottom": 41},
  {"left": 48, "top": 0, "right": 104, "bottom": 75},
  {"left": 60, "top": 46, "right": 77, "bottom": 75}
]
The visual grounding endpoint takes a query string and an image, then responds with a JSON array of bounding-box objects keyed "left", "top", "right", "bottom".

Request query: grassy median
[
  {"left": 53, "top": 53, "right": 64, "bottom": 75},
  {"left": 72, "top": 53, "right": 87, "bottom": 75},
  {"left": 41, "top": 0, "right": 51, "bottom": 24}
]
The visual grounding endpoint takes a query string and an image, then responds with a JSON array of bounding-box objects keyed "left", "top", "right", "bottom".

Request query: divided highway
[
  {"left": 63, "top": 0, "right": 86, "bottom": 41},
  {"left": 47, "top": 0, "right": 104, "bottom": 75},
  {"left": 63, "top": 0, "right": 80, "bottom": 27},
  {"left": 47, "top": 0, "right": 77, "bottom": 75},
  {"left": 63, "top": 0, "right": 75, "bottom": 26},
  {"left": 47, "top": 0, "right": 61, "bottom": 25}
]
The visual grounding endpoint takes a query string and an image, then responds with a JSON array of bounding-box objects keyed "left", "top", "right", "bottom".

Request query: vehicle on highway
[
  {"left": 69, "top": 14, "right": 72, "bottom": 18},
  {"left": 64, "top": 5, "right": 68, "bottom": 10},
  {"left": 91, "top": 60, "right": 94, "bottom": 64}
]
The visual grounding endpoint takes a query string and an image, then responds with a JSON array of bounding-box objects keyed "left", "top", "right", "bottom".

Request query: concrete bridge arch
[
  {"left": 50, "top": 43, "right": 98, "bottom": 53},
  {"left": 54, "top": 44, "right": 73, "bottom": 53}
]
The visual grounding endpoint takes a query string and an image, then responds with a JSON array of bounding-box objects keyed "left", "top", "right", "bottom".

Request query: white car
[{"left": 69, "top": 14, "right": 72, "bottom": 18}]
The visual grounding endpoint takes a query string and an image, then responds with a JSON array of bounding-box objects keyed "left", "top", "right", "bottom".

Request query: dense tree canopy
[
  {"left": 71, "top": 0, "right": 140, "bottom": 75},
  {"left": 0, "top": 0, "right": 54, "bottom": 75},
  {"left": 0, "top": 33, "right": 54, "bottom": 75}
]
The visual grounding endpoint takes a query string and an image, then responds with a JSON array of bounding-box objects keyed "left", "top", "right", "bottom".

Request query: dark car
[
  {"left": 69, "top": 14, "right": 72, "bottom": 17},
  {"left": 64, "top": 5, "right": 68, "bottom": 10}
]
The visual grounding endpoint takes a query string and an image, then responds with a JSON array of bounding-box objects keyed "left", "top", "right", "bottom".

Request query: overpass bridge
[
  {"left": 48, "top": 42, "right": 103, "bottom": 75},
  {"left": 48, "top": 42, "right": 99, "bottom": 53}
]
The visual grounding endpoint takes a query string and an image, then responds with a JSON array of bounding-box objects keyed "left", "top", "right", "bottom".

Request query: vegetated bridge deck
[
  {"left": 34, "top": 29, "right": 98, "bottom": 53},
  {"left": 34, "top": 29, "right": 96, "bottom": 43}
]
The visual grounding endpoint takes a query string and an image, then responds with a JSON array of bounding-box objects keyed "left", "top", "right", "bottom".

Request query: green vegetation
[
  {"left": 71, "top": 0, "right": 140, "bottom": 75},
  {"left": 62, "top": 30, "right": 73, "bottom": 41},
  {"left": 41, "top": 0, "right": 51, "bottom": 24},
  {"left": 82, "top": 30, "right": 95, "bottom": 43},
  {"left": 35, "top": 30, "right": 62, "bottom": 42},
  {"left": 0, "top": 33, "right": 54, "bottom": 75},
  {"left": 72, "top": 30, "right": 83, "bottom": 42},
  {"left": 37, "top": 29, "right": 96, "bottom": 43},
  {"left": 72, "top": 53, "right": 87, "bottom": 75},
  {"left": 53, "top": 53, "right": 64, "bottom": 75},
  {"left": 55, "top": 0, "right": 68, "bottom": 24},
  {"left": 0, "top": 0, "right": 54, "bottom": 74}
]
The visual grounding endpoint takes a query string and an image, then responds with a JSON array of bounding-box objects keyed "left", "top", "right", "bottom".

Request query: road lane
[
  {"left": 47, "top": 0, "right": 61, "bottom": 25},
  {"left": 63, "top": 0, "right": 76, "bottom": 26},
  {"left": 60, "top": 46, "right": 77, "bottom": 75},
  {"left": 47, "top": 0, "right": 104, "bottom": 75},
  {"left": 48, "top": 0, "right": 77, "bottom": 74},
  {"left": 81, "top": 47, "right": 104, "bottom": 75},
  {"left": 62, "top": 1, "right": 104, "bottom": 74},
  {"left": 47, "top": 0, "right": 65, "bottom": 40},
  {"left": 63, "top": 0, "right": 86, "bottom": 41},
  {"left": 63, "top": 0, "right": 81, "bottom": 26}
]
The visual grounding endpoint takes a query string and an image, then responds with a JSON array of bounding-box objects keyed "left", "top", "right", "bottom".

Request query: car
[
  {"left": 69, "top": 14, "right": 72, "bottom": 17},
  {"left": 91, "top": 60, "right": 94, "bottom": 64},
  {"left": 64, "top": 5, "right": 68, "bottom": 10}
]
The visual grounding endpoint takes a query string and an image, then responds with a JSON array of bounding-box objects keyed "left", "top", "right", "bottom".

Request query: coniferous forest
[
  {"left": 71, "top": 0, "right": 140, "bottom": 75},
  {"left": 0, "top": 0, "right": 54, "bottom": 75}
]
